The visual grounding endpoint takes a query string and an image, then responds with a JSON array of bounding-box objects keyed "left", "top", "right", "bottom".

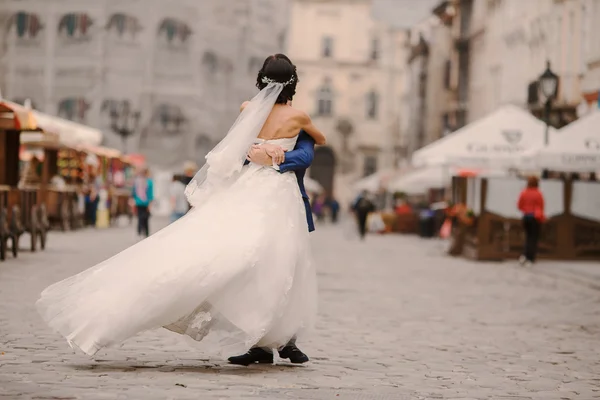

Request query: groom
[{"left": 227, "top": 130, "right": 316, "bottom": 366}]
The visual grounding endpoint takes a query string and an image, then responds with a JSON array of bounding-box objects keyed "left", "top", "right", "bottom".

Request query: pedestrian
[
  {"left": 328, "top": 197, "right": 340, "bottom": 223},
  {"left": 170, "top": 174, "right": 188, "bottom": 223},
  {"left": 132, "top": 167, "right": 154, "bottom": 238},
  {"left": 312, "top": 195, "right": 326, "bottom": 222},
  {"left": 181, "top": 161, "right": 198, "bottom": 185},
  {"left": 352, "top": 190, "right": 375, "bottom": 240},
  {"left": 84, "top": 186, "right": 99, "bottom": 227},
  {"left": 517, "top": 176, "right": 545, "bottom": 267}
]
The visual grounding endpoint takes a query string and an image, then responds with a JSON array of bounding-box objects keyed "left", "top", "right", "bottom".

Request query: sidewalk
[{"left": 534, "top": 260, "right": 600, "bottom": 291}]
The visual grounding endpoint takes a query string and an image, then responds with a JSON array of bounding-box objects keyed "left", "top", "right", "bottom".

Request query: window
[
  {"left": 366, "top": 91, "right": 378, "bottom": 119},
  {"left": 363, "top": 155, "right": 377, "bottom": 178},
  {"left": 317, "top": 79, "right": 333, "bottom": 116},
  {"left": 322, "top": 36, "right": 333, "bottom": 58},
  {"left": 370, "top": 37, "right": 379, "bottom": 60}
]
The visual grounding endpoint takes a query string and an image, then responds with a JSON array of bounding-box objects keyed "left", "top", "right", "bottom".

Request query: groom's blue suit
[
  {"left": 276, "top": 130, "right": 316, "bottom": 232},
  {"left": 248, "top": 130, "right": 316, "bottom": 232}
]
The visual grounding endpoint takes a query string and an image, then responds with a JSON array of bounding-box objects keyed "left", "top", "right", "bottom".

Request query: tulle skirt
[{"left": 36, "top": 165, "right": 317, "bottom": 356}]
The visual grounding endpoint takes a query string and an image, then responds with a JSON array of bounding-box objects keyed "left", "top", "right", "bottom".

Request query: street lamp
[
  {"left": 109, "top": 101, "right": 141, "bottom": 154},
  {"left": 538, "top": 61, "right": 559, "bottom": 146}
]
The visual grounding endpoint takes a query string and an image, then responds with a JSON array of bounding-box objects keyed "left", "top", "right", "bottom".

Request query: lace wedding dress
[{"left": 36, "top": 83, "right": 317, "bottom": 357}]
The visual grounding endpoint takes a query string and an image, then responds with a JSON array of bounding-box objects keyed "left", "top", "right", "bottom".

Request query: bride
[{"left": 36, "top": 54, "right": 326, "bottom": 363}]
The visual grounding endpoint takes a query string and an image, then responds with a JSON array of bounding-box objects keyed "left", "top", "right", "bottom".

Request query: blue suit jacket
[
  {"left": 279, "top": 131, "right": 316, "bottom": 232},
  {"left": 247, "top": 130, "right": 316, "bottom": 232}
]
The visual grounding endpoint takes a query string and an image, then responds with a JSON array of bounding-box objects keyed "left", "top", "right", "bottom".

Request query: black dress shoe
[
  {"left": 278, "top": 344, "right": 309, "bottom": 364},
  {"left": 228, "top": 348, "right": 273, "bottom": 366}
]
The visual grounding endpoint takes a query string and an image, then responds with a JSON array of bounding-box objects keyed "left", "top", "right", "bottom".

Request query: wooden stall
[
  {"left": 21, "top": 134, "right": 85, "bottom": 232},
  {"left": 451, "top": 176, "right": 600, "bottom": 261},
  {"left": 109, "top": 155, "right": 134, "bottom": 224},
  {"left": 0, "top": 100, "right": 43, "bottom": 259}
]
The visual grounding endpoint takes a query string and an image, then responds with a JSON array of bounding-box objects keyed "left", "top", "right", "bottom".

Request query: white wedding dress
[{"left": 36, "top": 83, "right": 317, "bottom": 357}]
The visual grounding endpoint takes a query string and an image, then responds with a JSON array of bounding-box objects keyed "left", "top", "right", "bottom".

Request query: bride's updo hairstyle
[{"left": 256, "top": 54, "right": 299, "bottom": 105}]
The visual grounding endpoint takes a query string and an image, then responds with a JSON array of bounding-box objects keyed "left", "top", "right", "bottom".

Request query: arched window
[
  {"left": 317, "top": 79, "right": 333, "bottom": 117},
  {"left": 366, "top": 91, "right": 378, "bottom": 119}
]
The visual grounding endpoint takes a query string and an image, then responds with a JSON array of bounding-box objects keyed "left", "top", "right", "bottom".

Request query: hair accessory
[{"left": 261, "top": 76, "right": 295, "bottom": 87}]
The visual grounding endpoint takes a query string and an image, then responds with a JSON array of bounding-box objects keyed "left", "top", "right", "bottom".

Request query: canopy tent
[
  {"left": 352, "top": 169, "right": 396, "bottom": 193},
  {"left": 33, "top": 111, "right": 102, "bottom": 146},
  {"left": 536, "top": 110, "right": 600, "bottom": 172},
  {"left": 389, "top": 166, "right": 508, "bottom": 195},
  {"left": 412, "top": 105, "right": 554, "bottom": 169},
  {"left": 304, "top": 177, "right": 324, "bottom": 194}
]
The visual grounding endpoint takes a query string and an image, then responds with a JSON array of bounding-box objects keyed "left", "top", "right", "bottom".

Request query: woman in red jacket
[{"left": 517, "top": 176, "right": 545, "bottom": 266}]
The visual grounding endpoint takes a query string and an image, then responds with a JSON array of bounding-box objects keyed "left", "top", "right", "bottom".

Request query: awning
[
  {"left": 122, "top": 153, "right": 146, "bottom": 167},
  {"left": 79, "top": 145, "right": 122, "bottom": 159},
  {"left": 0, "top": 100, "right": 38, "bottom": 131},
  {"left": 33, "top": 111, "right": 102, "bottom": 146},
  {"left": 20, "top": 131, "right": 63, "bottom": 149}
]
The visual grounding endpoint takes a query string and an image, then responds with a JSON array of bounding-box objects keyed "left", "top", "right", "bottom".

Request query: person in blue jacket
[{"left": 131, "top": 167, "right": 154, "bottom": 238}]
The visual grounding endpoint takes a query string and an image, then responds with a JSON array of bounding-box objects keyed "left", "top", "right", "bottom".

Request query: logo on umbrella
[
  {"left": 585, "top": 138, "right": 600, "bottom": 150},
  {"left": 501, "top": 130, "right": 522, "bottom": 144}
]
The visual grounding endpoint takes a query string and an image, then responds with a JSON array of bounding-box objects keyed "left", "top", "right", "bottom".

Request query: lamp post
[
  {"left": 538, "top": 61, "right": 559, "bottom": 146},
  {"left": 538, "top": 61, "right": 558, "bottom": 179},
  {"left": 109, "top": 101, "right": 141, "bottom": 154}
]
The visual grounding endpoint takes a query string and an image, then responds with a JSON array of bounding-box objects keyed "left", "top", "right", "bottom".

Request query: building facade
[
  {"left": 0, "top": 0, "right": 290, "bottom": 170},
  {"left": 581, "top": 0, "right": 600, "bottom": 110},
  {"left": 401, "top": 5, "right": 454, "bottom": 159},
  {"left": 287, "top": 0, "right": 407, "bottom": 200}
]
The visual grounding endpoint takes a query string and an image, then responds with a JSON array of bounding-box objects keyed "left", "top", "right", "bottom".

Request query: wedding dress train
[{"left": 36, "top": 136, "right": 317, "bottom": 357}]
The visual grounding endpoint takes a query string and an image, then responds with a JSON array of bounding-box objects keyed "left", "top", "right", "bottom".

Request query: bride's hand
[{"left": 260, "top": 144, "right": 286, "bottom": 165}]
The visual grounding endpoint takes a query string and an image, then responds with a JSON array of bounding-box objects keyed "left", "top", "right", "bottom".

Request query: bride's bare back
[{"left": 241, "top": 102, "right": 326, "bottom": 145}]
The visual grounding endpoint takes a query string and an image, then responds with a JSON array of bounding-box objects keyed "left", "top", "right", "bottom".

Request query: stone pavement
[{"left": 1, "top": 219, "right": 600, "bottom": 400}]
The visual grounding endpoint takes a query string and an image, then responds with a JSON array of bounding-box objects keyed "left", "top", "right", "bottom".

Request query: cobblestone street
[{"left": 1, "top": 220, "right": 599, "bottom": 399}]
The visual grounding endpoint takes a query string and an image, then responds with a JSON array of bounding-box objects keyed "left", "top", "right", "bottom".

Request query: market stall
[
  {"left": 0, "top": 100, "right": 41, "bottom": 259},
  {"left": 450, "top": 176, "right": 600, "bottom": 261},
  {"left": 20, "top": 133, "right": 85, "bottom": 231}
]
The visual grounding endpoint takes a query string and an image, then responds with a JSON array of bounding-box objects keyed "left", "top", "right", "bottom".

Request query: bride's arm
[
  {"left": 298, "top": 112, "right": 326, "bottom": 145},
  {"left": 240, "top": 101, "right": 250, "bottom": 112}
]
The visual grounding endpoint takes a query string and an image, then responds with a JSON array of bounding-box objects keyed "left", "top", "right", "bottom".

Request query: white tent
[
  {"left": 304, "top": 177, "right": 324, "bottom": 194},
  {"left": 388, "top": 166, "right": 508, "bottom": 195},
  {"left": 412, "top": 104, "right": 555, "bottom": 169},
  {"left": 536, "top": 110, "right": 600, "bottom": 172},
  {"left": 352, "top": 169, "right": 395, "bottom": 193}
]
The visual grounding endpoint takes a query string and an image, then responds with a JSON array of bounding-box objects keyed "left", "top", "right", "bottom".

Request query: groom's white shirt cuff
[{"left": 272, "top": 161, "right": 280, "bottom": 171}]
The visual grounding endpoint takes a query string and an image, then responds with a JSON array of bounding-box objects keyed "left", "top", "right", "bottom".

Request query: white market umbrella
[
  {"left": 412, "top": 104, "right": 555, "bottom": 169},
  {"left": 389, "top": 166, "right": 508, "bottom": 195},
  {"left": 353, "top": 169, "right": 395, "bottom": 193},
  {"left": 304, "top": 177, "right": 324, "bottom": 194},
  {"left": 536, "top": 110, "right": 600, "bottom": 172}
]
